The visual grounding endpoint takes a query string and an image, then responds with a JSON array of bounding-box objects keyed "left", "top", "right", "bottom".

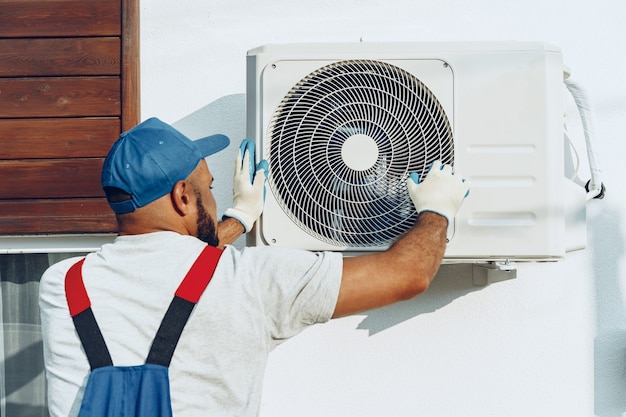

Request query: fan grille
[{"left": 266, "top": 59, "right": 453, "bottom": 247}]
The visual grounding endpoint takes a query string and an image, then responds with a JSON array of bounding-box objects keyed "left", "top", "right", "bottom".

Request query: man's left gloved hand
[
  {"left": 223, "top": 139, "right": 269, "bottom": 233},
  {"left": 406, "top": 160, "right": 469, "bottom": 226}
]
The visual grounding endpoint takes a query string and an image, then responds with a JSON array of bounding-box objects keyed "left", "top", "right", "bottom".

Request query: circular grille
[{"left": 267, "top": 59, "right": 453, "bottom": 247}]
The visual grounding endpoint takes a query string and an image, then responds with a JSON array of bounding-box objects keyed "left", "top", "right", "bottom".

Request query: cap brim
[{"left": 194, "top": 134, "right": 230, "bottom": 157}]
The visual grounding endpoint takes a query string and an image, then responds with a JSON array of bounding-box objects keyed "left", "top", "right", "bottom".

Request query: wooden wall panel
[
  {"left": 0, "top": 118, "right": 120, "bottom": 159},
  {"left": 0, "top": 0, "right": 139, "bottom": 236},
  {"left": 0, "top": 38, "right": 121, "bottom": 77},
  {"left": 0, "top": 159, "right": 104, "bottom": 199},
  {"left": 0, "top": 77, "right": 120, "bottom": 118},
  {"left": 0, "top": 0, "right": 121, "bottom": 38},
  {"left": 0, "top": 199, "right": 116, "bottom": 234}
]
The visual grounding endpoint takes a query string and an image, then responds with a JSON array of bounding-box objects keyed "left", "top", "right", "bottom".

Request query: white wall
[{"left": 140, "top": 1, "right": 626, "bottom": 416}]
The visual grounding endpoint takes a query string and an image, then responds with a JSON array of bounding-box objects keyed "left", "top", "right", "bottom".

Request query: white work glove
[
  {"left": 407, "top": 160, "right": 469, "bottom": 225},
  {"left": 223, "top": 139, "right": 269, "bottom": 233}
]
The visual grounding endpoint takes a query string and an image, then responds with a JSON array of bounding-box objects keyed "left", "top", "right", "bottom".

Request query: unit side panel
[{"left": 446, "top": 50, "right": 565, "bottom": 259}]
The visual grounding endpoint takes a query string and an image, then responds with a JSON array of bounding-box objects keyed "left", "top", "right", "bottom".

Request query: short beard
[{"left": 194, "top": 189, "right": 219, "bottom": 246}]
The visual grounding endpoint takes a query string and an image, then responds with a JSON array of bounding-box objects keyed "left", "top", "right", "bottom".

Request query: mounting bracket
[{"left": 472, "top": 261, "right": 517, "bottom": 286}]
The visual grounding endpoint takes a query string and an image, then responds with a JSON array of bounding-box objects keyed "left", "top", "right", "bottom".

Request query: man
[{"left": 40, "top": 117, "right": 468, "bottom": 416}]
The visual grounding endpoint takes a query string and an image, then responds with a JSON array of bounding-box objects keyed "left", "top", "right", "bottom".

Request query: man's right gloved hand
[
  {"left": 223, "top": 139, "right": 269, "bottom": 233},
  {"left": 406, "top": 160, "right": 469, "bottom": 225}
]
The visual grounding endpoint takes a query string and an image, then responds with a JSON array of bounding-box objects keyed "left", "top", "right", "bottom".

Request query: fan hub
[{"left": 341, "top": 134, "right": 379, "bottom": 171}]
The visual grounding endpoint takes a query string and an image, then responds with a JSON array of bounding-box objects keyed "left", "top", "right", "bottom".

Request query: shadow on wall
[
  {"left": 358, "top": 263, "right": 482, "bottom": 335},
  {"left": 173, "top": 93, "right": 246, "bottom": 145},
  {"left": 593, "top": 204, "right": 626, "bottom": 417}
]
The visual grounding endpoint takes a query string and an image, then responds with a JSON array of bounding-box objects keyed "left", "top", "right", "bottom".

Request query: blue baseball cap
[{"left": 101, "top": 117, "right": 230, "bottom": 214}]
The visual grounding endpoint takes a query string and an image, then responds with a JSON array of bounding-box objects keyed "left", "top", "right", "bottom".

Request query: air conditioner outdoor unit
[{"left": 246, "top": 42, "right": 594, "bottom": 263}]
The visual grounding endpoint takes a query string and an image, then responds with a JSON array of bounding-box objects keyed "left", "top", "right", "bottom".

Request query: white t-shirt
[{"left": 39, "top": 231, "right": 342, "bottom": 417}]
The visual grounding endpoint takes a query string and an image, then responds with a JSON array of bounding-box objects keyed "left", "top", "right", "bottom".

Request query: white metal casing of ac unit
[{"left": 246, "top": 42, "right": 587, "bottom": 262}]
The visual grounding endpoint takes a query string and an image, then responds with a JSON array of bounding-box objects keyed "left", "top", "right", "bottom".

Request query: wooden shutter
[{"left": 0, "top": 0, "right": 140, "bottom": 235}]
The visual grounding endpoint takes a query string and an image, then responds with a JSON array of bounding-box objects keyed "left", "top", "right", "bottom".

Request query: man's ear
[{"left": 171, "top": 180, "right": 193, "bottom": 216}]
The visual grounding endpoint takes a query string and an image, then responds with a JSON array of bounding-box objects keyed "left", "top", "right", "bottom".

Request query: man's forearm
[
  {"left": 333, "top": 211, "right": 448, "bottom": 318},
  {"left": 217, "top": 217, "right": 245, "bottom": 248},
  {"left": 387, "top": 211, "right": 448, "bottom": 287}
]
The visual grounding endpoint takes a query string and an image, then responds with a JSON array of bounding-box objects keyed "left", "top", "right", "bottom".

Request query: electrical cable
[
  {"left": 563, "top": 125, "right": 581, "bottom": 181},
  {"left": 564, "top": 77, "right": 605, "bottom": 199}
]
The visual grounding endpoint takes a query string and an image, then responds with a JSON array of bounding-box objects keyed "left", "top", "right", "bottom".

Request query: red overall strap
[
  {"left": 65, "top": 246, "right": 223, "bottom": 313},
  {"left": 65, "top": 258, "right": 89, "bottom": 317},
  {"left": 175, "top": 245, "right": 223, "bottom": 303}
]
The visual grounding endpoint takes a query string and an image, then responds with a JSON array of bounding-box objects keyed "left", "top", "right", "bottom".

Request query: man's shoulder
[
  {"left": 41, "top": 256, "right": 85, "bottom": 284},
  {"left": 39, "top": 255, "right": 85, "bottom": 311}
]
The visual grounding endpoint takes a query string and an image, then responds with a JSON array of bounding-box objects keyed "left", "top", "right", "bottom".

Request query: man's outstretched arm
[
  {"left": 334, "top": 212, "right": 448, "bottom": 317},
  {"left": 333, "top": 161, "right": 469, "bottom": 318}
]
